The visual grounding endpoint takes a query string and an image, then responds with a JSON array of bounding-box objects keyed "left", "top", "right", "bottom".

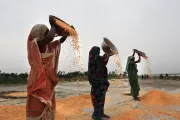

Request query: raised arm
[
  {"left": 103, "top": 54, "right": 109, "bottom": 65},
  {"left": 37, "top": 17, "right": 56, "bottom": 45},
  {"left": 37, "top": 26, "right": 56, "bottom": 45},
  {"left": 132, "top": 50, "right": 135, "bottom": 57},
  {"left": 135, "top": 54, "right": 141, "bottom": 63},
  {"left": 59, "top": 31, "right": 69, "bottom": 43}
]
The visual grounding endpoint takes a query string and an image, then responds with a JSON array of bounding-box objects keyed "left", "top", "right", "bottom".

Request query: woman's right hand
[{"left": 60, "top": 31, "right": 70, "bottom": 43}]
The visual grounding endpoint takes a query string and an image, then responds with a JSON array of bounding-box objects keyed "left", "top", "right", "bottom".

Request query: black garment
[
  {"left": 90, "top": 56, "right": 109, "bottom": 120},
  {"left": 141, "top": 74, "right": 144, "bottom": 79},
  {"left": 91, "top": 84, "right": 108, "bottom": 120},
  {"left": 91, "top": 66, "right": 109, "bottom": 116}
]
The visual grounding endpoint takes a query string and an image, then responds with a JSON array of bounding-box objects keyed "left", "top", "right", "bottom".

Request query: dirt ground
[{"left": 0, "top": 79, "right": 180, "bottom": 120}]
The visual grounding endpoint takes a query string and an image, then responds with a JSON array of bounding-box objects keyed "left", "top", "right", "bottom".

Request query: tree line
[{"left": 0, "top": 70, "right": 120, "bottom": 84}]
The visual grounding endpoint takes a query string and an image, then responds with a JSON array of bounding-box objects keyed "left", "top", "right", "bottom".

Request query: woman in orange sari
[{"left": 26, "top": 17, "right": 68, "bottom": 120}]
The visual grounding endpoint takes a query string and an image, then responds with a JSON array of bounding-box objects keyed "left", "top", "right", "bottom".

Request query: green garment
[{"left": 126, "top": 56, "right": 140, "bottom": 98}]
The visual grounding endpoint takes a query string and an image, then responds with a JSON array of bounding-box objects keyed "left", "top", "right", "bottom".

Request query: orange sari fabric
[{"left": 26, "top": 31, "right": 61, "bottom": 120}]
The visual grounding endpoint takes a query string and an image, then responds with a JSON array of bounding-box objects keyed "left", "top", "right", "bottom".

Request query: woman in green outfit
[{"left": 126, "top": 51, "right": 141, "bottom": 100}]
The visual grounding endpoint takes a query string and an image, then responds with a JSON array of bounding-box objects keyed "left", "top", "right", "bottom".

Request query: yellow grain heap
[{"left": 4, "top": 92, "right": 27, "bottom": 98}]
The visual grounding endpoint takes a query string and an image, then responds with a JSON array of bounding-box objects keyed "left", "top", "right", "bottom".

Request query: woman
[
  {"left": 126, "top": 51, "right": 141, "bottom": 100},
  {"left": 88, "top": 46, "right": 110, "bottom": 120},
  {"left": 26, "top": 16, "right": 69, "bottom": 120}
]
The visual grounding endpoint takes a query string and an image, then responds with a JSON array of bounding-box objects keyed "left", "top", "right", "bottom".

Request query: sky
[{"left": 0, "top": 0, "right": 180, "bottom": 74}]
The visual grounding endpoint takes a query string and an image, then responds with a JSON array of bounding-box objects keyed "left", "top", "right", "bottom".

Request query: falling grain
[
  {"left": 54, "top": 18, "right": 85, "bottom": 72},
  {"left": 113, "top": 54, "right": 123, "bottom": 75},
  {"left": 146, "top": 59, "right": 152, "bottom": 78}
]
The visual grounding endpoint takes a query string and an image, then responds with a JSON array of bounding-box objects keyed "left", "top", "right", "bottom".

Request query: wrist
[{"left": 60, "top": 36, "right": 67, "bottom": 43}]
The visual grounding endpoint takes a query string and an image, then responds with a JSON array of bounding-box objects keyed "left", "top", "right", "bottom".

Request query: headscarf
[
  {"left": 30, "top": 24, "right": 49, "bottom": 41},
  {"left": 126, "top": 56, "right": 135, "bottom": 72},
  {"left": 27, "top": 24, "right": 49, "bottom": 88},
  {"left": 88, "top": 46, "right": 100, "bottom": 84}
]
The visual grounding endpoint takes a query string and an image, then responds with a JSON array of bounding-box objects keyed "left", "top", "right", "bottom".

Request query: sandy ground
[{"left": 0, "top": 79, "right": 180, "bottom": 120}]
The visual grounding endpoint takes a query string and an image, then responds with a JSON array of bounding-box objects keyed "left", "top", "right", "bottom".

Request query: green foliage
[
  {"left": 0, "top": 72, "right": 28, "bottom": 84},
  {"left": 0, "top": 70, "right": 120, "bottom": 84}
]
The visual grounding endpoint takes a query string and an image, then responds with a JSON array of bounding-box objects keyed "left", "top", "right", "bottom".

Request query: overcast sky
[{"left": 0, "top": 0, "right": 180, "bottom": 74}]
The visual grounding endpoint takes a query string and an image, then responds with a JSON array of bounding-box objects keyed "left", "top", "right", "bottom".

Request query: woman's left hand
[{"left": 63, "top": 30, "right": 70, "bottom": 37}]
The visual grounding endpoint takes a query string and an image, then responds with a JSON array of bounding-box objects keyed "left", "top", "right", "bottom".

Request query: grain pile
[
  {"left": 0, "top": 90, "right": 180, "bottom": 120},
  {"left": 4, "top": 92, "right": 27, "bottom": 98},
  {"left": 55, "top": 95, "right": 92, "bottom": 119},
  {"left": 0, "top": 105, "right": 25, "bottom": 120},
  {"left": 0, "top": 94, "right": 92, "bottom": 120},
  {"left": 141, "top": 90, "right": 180, "bottom": 106},
  {"left": 111, "top": 90, "right": 180, "bottom": 120}
]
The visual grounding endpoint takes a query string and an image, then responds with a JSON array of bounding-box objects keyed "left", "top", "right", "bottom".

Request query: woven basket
[
  {"left": 50, "top": 15, "right": 78, "bottom": 41},
  {"left": 101, "top": 37, "right": 118, "bottom": 56},
  {"left": 133, "top": 49, "right": 148, "bottom": 59}
]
